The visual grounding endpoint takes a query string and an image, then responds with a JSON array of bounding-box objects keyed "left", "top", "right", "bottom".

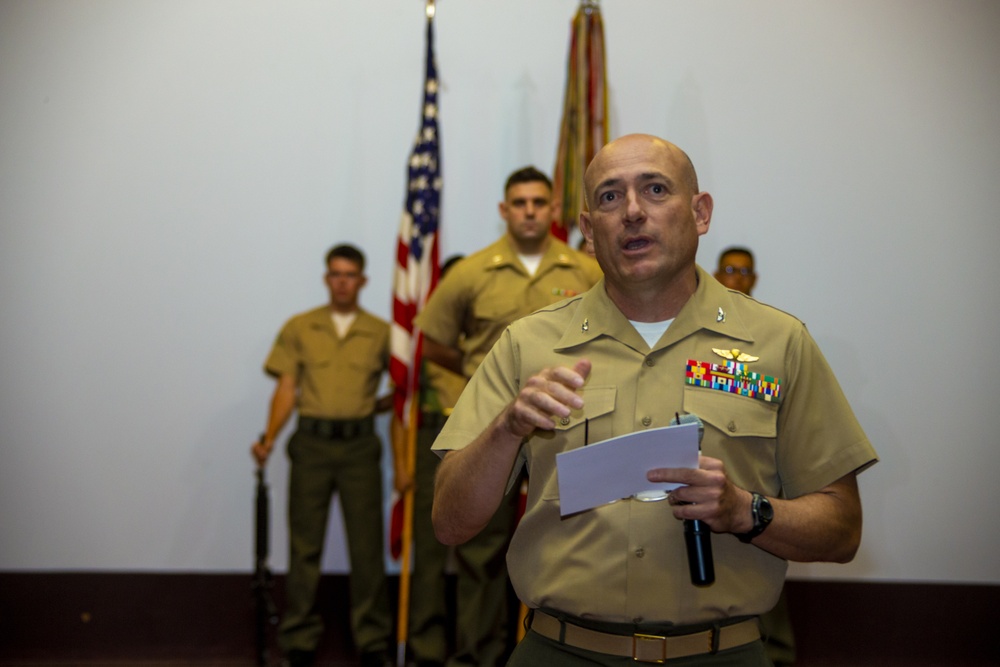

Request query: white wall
[{"left": 1, "top": 0, "right": 997, "bottom": 583}]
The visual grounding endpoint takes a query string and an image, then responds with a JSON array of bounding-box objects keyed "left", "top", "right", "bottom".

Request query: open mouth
[{"left": 623, "top": 237, "right": 651, "bottom": 251}]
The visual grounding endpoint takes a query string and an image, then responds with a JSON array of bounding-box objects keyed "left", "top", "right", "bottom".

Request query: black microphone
[{"left": 674, "top": 414, "right": 715, "bottom": 586}]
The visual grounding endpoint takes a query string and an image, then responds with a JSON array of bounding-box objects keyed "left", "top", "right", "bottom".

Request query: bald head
[
  {"left": 577, "top": 132, "right": 713, "bottom": 321},
  {"left": 584, "top": 134, "right": 699, "bottom": 209}
]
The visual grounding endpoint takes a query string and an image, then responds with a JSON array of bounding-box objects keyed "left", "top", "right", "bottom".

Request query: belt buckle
[{"left": 632, "top": 633, "right": 667, "bottom": 663}]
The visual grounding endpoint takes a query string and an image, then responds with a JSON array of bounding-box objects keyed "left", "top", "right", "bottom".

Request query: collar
[
  {"left": 484, "top": 235, "right": 582, "bottom": 275},
  {"left": 304, "top": 306, "right": 379, "bottom": 338},
  {"left": 554, "top": 265, "right": 754, "bottom": 352},
  {"left": 661, "top": 265, "right": 754, "bottom": 349}
]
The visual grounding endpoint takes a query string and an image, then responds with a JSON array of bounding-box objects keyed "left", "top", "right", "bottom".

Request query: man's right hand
[
  {"left": 251, "top": 437, "right": 273, "bottom": 468},
  {"left": 433, "top": 358, "right": 592, "bottom": 546},
  {"left": 502, "top": 359, "right": 592, "bottom": 438}
]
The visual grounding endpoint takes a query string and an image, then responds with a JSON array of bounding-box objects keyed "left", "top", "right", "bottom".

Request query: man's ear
[
  {"left": 692, "top": 192, "right": 713, "bottom": 236},
  {"left": 550, "top": 195, "right": 563, "bottom": 224},
  {"left": 579, "top": 210, "right": 593, "bottom": 241}
]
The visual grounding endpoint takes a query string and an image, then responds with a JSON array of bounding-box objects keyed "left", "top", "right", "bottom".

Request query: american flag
[{"left": 390, "top": 13, "right": 441, "bottom": 425}]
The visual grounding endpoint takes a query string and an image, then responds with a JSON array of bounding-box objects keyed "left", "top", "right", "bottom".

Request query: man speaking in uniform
[{"left": 431, "top": 135, "right": 877, "bottom": 666}]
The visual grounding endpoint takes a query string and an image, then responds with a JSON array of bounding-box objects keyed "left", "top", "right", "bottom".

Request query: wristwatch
[{"left": 736, "top": 492, "right": 773, "bottom": 543}]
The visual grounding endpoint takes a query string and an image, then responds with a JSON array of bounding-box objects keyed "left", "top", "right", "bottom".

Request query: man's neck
[
  {"left": 606, "top": 270, "right": 698, "bottom": 323},
  {"left": 329, "top": 304, "right": 359, "bottom": 315},
  {"left": 507, "top": 233, "right": 551, "bottom": 257}
]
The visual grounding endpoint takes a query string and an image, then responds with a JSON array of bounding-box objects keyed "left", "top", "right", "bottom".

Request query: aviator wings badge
[{"left": 712, "top": 348, "right": 759, "bottom": 363}]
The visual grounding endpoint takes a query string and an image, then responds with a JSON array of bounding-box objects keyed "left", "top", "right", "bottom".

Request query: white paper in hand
[{"left": 555, "top": 421, "right": 699, "bottom": 516}]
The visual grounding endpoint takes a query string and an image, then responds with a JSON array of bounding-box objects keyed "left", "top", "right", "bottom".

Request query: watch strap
[{"left": 736, "top": 491, "right": 771, "bottom": 543}]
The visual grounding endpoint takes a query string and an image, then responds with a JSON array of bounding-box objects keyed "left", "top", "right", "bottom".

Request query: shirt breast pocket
[
  {"left": 552, "top": 385, "right": 617, "bottom": 437},
  {"left": 532, "top": 385, "right": 617, "bottom": 502},
  {"left": 683, "top": 387, "right": 781, "bottom": 494},
  {"left": 682, "top": 387, "right": 777, "bottom": 439},
  {"left": 299, "top": 327, "right": 336, "bottom": 367}
]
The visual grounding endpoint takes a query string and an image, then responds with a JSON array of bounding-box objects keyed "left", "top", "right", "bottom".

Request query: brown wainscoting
[
  {"left": 783, "top": 579, "right": 998, "bottom": 666},
  {"left": 0, "top": 573, "right": 996, "bottom": 666}
]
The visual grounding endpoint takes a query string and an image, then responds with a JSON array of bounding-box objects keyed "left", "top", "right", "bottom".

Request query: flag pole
[
  {"left": 391, "top": 2, "right": 441, "bottom": 663},
  {"left": 395, "top": 396, "right": 420, "bottom": 667}
]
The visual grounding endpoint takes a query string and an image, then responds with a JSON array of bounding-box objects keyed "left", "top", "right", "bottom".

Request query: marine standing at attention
[{"left": 416, "top": 167, "right": 602, "bottom": 666}]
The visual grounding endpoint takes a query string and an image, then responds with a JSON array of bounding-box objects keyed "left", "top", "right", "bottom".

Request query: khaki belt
[
  {"left": 298, "top": 416, "right": 374, "bottom": 440},
  {"left": 530, "top": 610, "right": 760, "bottom": 663}
]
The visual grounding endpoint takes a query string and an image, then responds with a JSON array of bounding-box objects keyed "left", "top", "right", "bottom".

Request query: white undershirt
[
  {"left": 629, "top": 318, "right": 674, "bottom": 348},
  {"left": 517, "top": 253, "right": 542, "bottom": 277},
  {"left": 331, "top": 311, "right": 357, "bottom": 338}
]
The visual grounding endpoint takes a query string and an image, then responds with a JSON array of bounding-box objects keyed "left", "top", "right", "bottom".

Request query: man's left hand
[{"left": 647, "top": 455, "right": 753, "bottom": 534}]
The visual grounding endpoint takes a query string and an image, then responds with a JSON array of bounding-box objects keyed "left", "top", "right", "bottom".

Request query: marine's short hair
[
  {"left": 325, "top": 244, "right": 366, "bottom": 272},
  {"left": 504, "top": 166, "right": 553, "bottom": 195}
]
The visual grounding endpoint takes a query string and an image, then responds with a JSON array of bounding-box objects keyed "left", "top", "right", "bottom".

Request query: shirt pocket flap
[
  {"left": 683, "top": 387, "right": 777, "bottom": 438},
  {"left": 553, "top": 385, "right": 617, "bottom": 431}
]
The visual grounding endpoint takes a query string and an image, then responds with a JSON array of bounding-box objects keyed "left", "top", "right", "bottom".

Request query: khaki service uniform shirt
[
  {"left": 415, "top": 235, "right": 602, "bottom": 378},
  {"left": 265, "top": 306, "right": 389, "bottom": 419},
  {"left": 433, "top": 266, "right": 878, "bottom": 625}
]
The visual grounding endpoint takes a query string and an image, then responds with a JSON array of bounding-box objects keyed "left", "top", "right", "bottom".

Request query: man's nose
[{"left": 624, "top": 190, "right": 644, "bottom": 222}]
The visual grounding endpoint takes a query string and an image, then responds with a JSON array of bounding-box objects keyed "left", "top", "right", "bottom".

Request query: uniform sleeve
[
  {"left": 415, "top": 266, "right": 469, "bottom": 348},
  {"left": 776, "top": 324, "right": 878, "bottom": 498},
  {"left": 432, "top": 327, "right": 520, "bottom": 453},
  {"left": 431, "top": 326, "right": 526, "bottom": 488},
  {"left": 264, "top": 318, "right": 301, "bottom": 379}
]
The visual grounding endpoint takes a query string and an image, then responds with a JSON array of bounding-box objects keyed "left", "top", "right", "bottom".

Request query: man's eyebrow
[
  {"left": 636, "top": 171, "right": 672, "bottom": 184},
  {"left": 594, "top": 172, "right": 672, "bottom": 192},
  {"left": 593, "top": 177, "right": 624, "bottom": 192}
]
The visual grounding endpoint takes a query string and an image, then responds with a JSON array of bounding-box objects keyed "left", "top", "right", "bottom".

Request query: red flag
[
  {"left": 551, "top": 0, "right": 608, "bottom": 242},
  {"left": 390, "top": 15, "right": 442, "bottom": 426}
]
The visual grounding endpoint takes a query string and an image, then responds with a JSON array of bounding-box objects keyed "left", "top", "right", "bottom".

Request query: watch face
[{"left": 757, "top": 496, "right": 774, "bottom": 523}]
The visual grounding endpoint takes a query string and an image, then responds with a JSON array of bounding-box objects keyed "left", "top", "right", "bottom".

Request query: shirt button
[
  {"left": 642, "top": 416, "right": 652, "bottom": 427},
  {"left": 727, "top": 420, "right": 737, "bottom": 433},
  {"left": 645, "top": 357, "right": 655, "bottom": 367},
  {"left": 635, "top": 547, "right": 645, "bottom": 558},
  {"left": 560, "top": 417, "right": 571, "bottom": 426}
]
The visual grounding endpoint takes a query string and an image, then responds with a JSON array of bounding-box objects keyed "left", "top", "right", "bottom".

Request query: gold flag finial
[{"left": 426, "top": 0, "right": 435, "bottom": 19}]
